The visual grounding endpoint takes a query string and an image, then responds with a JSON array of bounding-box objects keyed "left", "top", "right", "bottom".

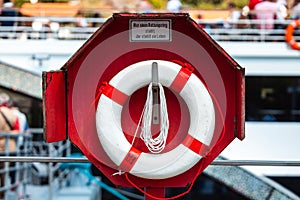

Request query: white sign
[{"left": 130, "top": 20, "right": 172, "bottom": 42}]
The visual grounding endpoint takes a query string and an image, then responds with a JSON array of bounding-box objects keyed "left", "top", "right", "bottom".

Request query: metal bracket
[{"left": 152, "top": 62, "right": 159, "bottom": 124}]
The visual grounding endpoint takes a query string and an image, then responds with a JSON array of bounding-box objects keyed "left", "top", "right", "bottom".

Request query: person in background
[
  {"left": 0, "top": 92, "right": 20, "bottom": 198},
  {"left": 290, "top": 0, "right": 300, "bottom": 19},
  {"left": 75, "top": 10, "right": 88, "bottom": 28},
  {"left": 248, "top": 0, "right": 262, "bottom": 19},
  {"left": 276, "top": 0, "right": 287, "bottom": 19},
  {"left": 7, "top": 100, "right": 29, "bottom": 134},
  {"left": 275, "top": 0, "right": 287, "bottom": 28},
  {"left": 137, "top": 0, "right": 153, "bottom": 13},
  {"left": 0, "top": 2, "right": 18, "bottom": 27},
  {"left": 277, "top": 0, "right": 287, "bottom": 7},
  {"left": 0, "top": 93, "right": 20, "bottom": 150},
  {"left": 224, "top": 2, "right": 241, "bottom": 29},
  {"left": 254, "top": 0, "right": 280, "bottom": 29},
  {"left": 166, "top": 0, "right": 182, "bottom": 13},
  {"left": 248, "top": 0, "right": 262, "bottom": 10},
  {"left": 7, "top": 99, "right": 30, "bottom": 147},
  {"left": 0, "top": 1, "right": 18, "bottom": 39},
  {"left": 91, "top": 12, "right": 102, "bottom": 27}
]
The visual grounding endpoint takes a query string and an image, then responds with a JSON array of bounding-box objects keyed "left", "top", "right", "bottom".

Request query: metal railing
[
  {"left": 0, "top": 16, "right": 299, "bottom": 42},
  {"left": 2, "top": 156, "right": 300, "bottom": 166},
  {"left": 0, "top": 16, "right": 102, "bottom": 40},
  {"left": 0, "top": 132, "right": 32, "bottom": 199},
  {"left": 29, "top": 128, "right": 72, "bottom": 200},
  {"left": 199, "top": 18, "right": 300, "bottom": 42},
  {"left": 0, "top": 129, "right": 72, "bottom": 199}
]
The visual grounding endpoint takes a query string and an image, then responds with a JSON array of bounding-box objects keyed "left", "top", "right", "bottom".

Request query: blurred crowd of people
[
  {"left": 130, "top": 0, "right": 300, "bottom": 32},
  {"left": 2, "top": 0, "right": 300, "bottom": 31},
  {"left": 224, "top": 0, "right": 300, "bottom": 30}
]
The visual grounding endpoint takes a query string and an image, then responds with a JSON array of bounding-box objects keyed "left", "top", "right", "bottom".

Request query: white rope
[
  {"left": 114, "top": 82, "right": 169, "bottom": 175},
  {"left": 112, "top": 170, "right": 125, "bottom": 176},
  {"left": 114, "top": 101, "right": 148, "bottom": 176},
  {"left": 140, "top": 82, "right": 169, "bottom": 154}
]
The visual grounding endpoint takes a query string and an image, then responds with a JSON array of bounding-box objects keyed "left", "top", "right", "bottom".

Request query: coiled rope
[{"left": 134, "top": 82, "right": 169, "bottom": 154}]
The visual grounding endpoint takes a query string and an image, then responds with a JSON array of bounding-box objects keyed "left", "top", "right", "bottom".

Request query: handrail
[{"left": 1, "top": 156, "right": 300, "bottom": 166}]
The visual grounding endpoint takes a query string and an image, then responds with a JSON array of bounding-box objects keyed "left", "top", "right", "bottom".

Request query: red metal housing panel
[
  {"left": 42, "top": 70, "right": 67, "bottom": 142},
  {"left": 236, "top": 68, "right": 245, "bottom": 140}
]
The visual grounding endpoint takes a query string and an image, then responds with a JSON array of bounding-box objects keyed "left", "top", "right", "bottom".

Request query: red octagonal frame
[{"left": 43, "top": 13, "right": 245, "bottom": 199}]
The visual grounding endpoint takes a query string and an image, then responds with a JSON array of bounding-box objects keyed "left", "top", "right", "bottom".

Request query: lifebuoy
[
  {"left": 285, "top": 19, "right": 300, "bottom": 50},
  {"left": 95, "top": 60, "right": 215, "bottom": 179}
]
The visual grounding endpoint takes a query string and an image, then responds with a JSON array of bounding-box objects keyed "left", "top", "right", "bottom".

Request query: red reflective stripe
[
  {"left": 170, "top": 67, "right": 193, "bottom": 93},
  {"left": 119, "top": 146, "right": 141, "bottom": 172},
  {"left": 101, "top": 83, "right": 128, "bottom": 106},
  {"left": 182, "top": 134, "right": 208, "bottom": 157}
]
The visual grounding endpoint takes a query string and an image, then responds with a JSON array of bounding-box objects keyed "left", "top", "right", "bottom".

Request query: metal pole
[
  {"left": 1, "top": 157, "right": 300, "bottom": 166},
  {"left": 152, "top": 62, "right": 159, "bottom": 125}
]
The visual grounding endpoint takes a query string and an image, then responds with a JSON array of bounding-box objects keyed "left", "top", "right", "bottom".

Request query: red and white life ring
[
  {"left": 286, "top": 19, "right": 300, "bottom": 50},
  {"left": 95, "top": 60, "right": 215, "bottom": 179}
]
